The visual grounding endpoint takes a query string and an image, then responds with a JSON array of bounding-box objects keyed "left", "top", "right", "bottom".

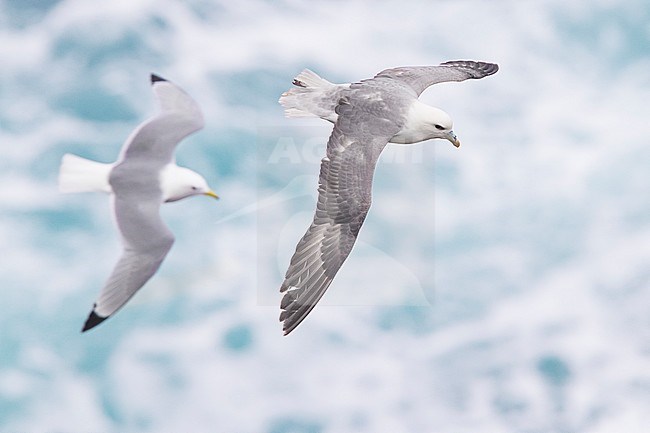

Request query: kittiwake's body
[{"left": 59, "top": 74, "right": 218, "bottom": 332}]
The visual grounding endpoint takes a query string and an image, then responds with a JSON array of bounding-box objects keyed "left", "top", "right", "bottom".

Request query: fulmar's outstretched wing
[
  {"left": 279, "top": 83, "right": 406, "bottom": 335},
  {"left": 375, "top": 60, "right": 499, "bottom": 96}
]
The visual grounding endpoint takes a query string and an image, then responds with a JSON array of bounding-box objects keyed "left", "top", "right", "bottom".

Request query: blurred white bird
[{"left": 59, "top": 74, "right": 219, "bottom": 332}]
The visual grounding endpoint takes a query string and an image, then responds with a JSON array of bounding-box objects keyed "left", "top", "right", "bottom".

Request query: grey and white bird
[
  {"left": 278, "top": 60, "right": 498, "bottom": 335},
  {"left": 59, "top": 74, "right": 219, "bottom": 332}
]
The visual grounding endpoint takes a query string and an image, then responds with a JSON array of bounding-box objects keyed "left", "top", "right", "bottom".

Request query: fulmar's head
[
  {"left": 161, "top": 165, "right": 219, "bottom": 203},
  {"left": 391, "top": 101, "right": 461, "bottom": 147},
  {"left": 426, "top": 106, "right": 460, "bottom": 148}
]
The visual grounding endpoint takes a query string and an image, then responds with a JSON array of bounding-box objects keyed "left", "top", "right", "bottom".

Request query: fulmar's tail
[{"left": 279, "top": 69, "right": 343, "bottom": 123}]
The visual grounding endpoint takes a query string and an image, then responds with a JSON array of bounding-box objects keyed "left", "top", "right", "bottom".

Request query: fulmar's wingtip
[
  {"left": 279, "top": 310, "right": 299, "bottom": 336},
  {"left": 440, "top": 60, "right": 499, "bottom": 78},
  {"left": 81, "top": 309, "right": 108, "bottom": 333},
  {"left": 281, "top": 322, "right": 294, "bottom": 336},
  {"left": 279, "top": 310, "right": 292, "bottom": 336},
  {"left": 151, "top": 73, "right": 167, "bottom": 84}
]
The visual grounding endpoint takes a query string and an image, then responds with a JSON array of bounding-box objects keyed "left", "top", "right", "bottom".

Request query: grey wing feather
[
  {"left": 89, "top": 244, "right": 171, "bottom": 319},
  {"left": 375, "top": 60, "right": 499, "bottom": 96},
  {"left": 279, "top": 94, "right": 402, "bottom": 335},
  {"left": 82, "top": 194, "right": 174, "bottom": 331},
  {"left": 118, "top": 77, "right": 204, "bottom": 167}
]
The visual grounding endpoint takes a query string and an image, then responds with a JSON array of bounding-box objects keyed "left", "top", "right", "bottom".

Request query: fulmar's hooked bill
[
  {"left": 277, "top": 60, "right": 498, "bottom": 335},
  {"left": 59, "top": 74, "right": 219, "bottom": 332}
]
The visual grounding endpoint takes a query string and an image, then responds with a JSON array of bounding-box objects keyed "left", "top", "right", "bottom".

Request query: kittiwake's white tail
[
  {"left": 279, "top": 69, "right": 342, "bottom": 122},
  {"left": 58, "top": 154, "right": 112, "bottom": 194}
]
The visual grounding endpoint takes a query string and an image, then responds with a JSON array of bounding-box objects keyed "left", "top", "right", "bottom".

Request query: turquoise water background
[{"left": 1, "top": 0, "right": 649, "bottom": 432}]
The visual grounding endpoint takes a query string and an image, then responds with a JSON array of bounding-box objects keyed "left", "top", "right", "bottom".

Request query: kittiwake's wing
[
  {"left": 82, "top": 193, "right": 174, "bottom": 332},
  {"left": 116, "top": 74, "right": 205, "bottom": 167}
]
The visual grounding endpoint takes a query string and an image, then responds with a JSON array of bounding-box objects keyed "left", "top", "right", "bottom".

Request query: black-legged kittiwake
[
  {"left": 59, "top": 74, "right": 219, "bottom": 332},
  {"left": 277, "top": 60, "right": 498, "bottom": 335}
]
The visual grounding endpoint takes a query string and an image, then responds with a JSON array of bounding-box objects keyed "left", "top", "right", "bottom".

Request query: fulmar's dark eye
[
  {"left": 434, "top": 124, "right": 445, "bottom": 130},
  {"left": 191, "top": 186, "right": 198, "bottom": 191}
]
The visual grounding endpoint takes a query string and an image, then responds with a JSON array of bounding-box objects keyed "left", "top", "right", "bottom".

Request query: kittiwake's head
[{"left": 161, "top": 165, "right": 219, "bottom": 203}]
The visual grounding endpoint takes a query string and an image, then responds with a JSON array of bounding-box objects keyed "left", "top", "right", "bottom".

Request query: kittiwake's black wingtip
[
  {"left": 81, "top": 310, "right": 108, "bottom": 333},
  {"left": 150, "top": 73, "right": 167, "bottom": 84}
]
